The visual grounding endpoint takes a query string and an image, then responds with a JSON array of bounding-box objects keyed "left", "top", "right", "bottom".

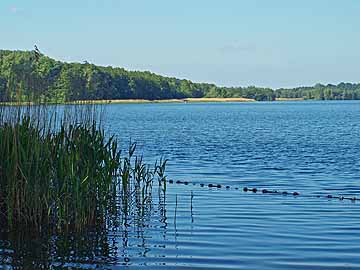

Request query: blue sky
[{"left": 1, "top": 0, "right": 360, "bottom": 88}]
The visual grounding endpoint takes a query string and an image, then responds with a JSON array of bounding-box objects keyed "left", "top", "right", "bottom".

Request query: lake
[{"left": 1, "top": 101, "right": 360, "bottom": 269}]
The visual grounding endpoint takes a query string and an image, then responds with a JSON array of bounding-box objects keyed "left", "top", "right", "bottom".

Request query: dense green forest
[{"left": 1, "top": 49, "right": 360, "bottom": 102}]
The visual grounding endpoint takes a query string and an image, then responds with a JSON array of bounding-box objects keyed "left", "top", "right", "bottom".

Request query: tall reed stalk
[{"left": 0, "top": 104, "right": 168, "bottom": 231}]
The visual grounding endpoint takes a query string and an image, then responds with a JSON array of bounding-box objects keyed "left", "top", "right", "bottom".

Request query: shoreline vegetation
[
  {"left": 1, "top": 49, "right": 360, "bottom": 104},
  {"left": 0, "top": 104, "right": 168, "bottom": 232}
]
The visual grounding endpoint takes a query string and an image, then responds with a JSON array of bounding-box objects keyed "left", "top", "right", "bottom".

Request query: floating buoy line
[{"left": 168, "top": 180, "right": 359, "bottom": 203}]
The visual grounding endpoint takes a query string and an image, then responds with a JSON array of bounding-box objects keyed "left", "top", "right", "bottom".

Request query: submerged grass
[{"left": 0, "top": 104, "right": 167, "bottom": 231}]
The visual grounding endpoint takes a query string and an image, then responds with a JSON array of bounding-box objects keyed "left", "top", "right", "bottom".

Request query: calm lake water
[{"left": 1, "top": 101, "right": 360, "bottom": 269}]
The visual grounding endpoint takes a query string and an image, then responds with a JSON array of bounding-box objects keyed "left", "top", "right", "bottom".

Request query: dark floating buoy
[
  {"left": 124, "top": 257, "right": 130, "bottom": 263},
  {"left": 170, "top": 180, "right": 355, "bottom": 204}
]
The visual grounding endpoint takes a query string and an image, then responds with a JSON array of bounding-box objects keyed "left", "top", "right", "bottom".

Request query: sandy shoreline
[
  {"left": 66, "top": 97, "right": 256, "bottom": 104},
  {"left": 69, "top": 97, "right": 305, "bottom": 104},
  {"left": 1, "top": 97, "right": 307, "bottom": 106},
  {"left": 275, "top": 98, "right": 305, "bottom": 101}
]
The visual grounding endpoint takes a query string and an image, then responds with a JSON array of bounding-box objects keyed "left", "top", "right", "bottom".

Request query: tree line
[{"left": 1, "top": 50, "right": 360, "bottom": 102}]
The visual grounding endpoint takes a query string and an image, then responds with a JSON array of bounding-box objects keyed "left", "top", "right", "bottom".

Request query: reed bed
[{"left": 0, "top": 104, "right": 167, "bottom": 231}]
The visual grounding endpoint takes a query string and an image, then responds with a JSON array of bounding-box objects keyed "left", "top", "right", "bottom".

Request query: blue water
[
  {"left": 105, "top": 101, "right": 360, "bottom": 194},
  {"left": 1, "top": 101, "right": 360, "bottom": 269}
]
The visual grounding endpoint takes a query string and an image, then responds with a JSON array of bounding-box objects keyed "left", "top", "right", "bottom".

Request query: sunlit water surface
[{"left": 1, "top": 101, "right": 360, "bottom": 269}]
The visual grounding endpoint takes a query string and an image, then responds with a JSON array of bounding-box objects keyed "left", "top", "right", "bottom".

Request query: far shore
[
  {"left": 0, "top": 97, "right": 313, "bottom": 106},
  {"left": 68, "top": 97, "right": 305, "bottom": 104},
  {"left": 0, "top": 97, "right": 253, "bottom": 106},
  {"left": 66, "top": 97, "right": 256, "bottom": 104},
  {"left": 275, "top": 97, "right": 305, "bottom": 101}
]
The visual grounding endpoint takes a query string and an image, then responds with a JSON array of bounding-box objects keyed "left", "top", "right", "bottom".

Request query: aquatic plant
[{"left": 0, "top": 104, "right": 168, "bottom": 231}]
